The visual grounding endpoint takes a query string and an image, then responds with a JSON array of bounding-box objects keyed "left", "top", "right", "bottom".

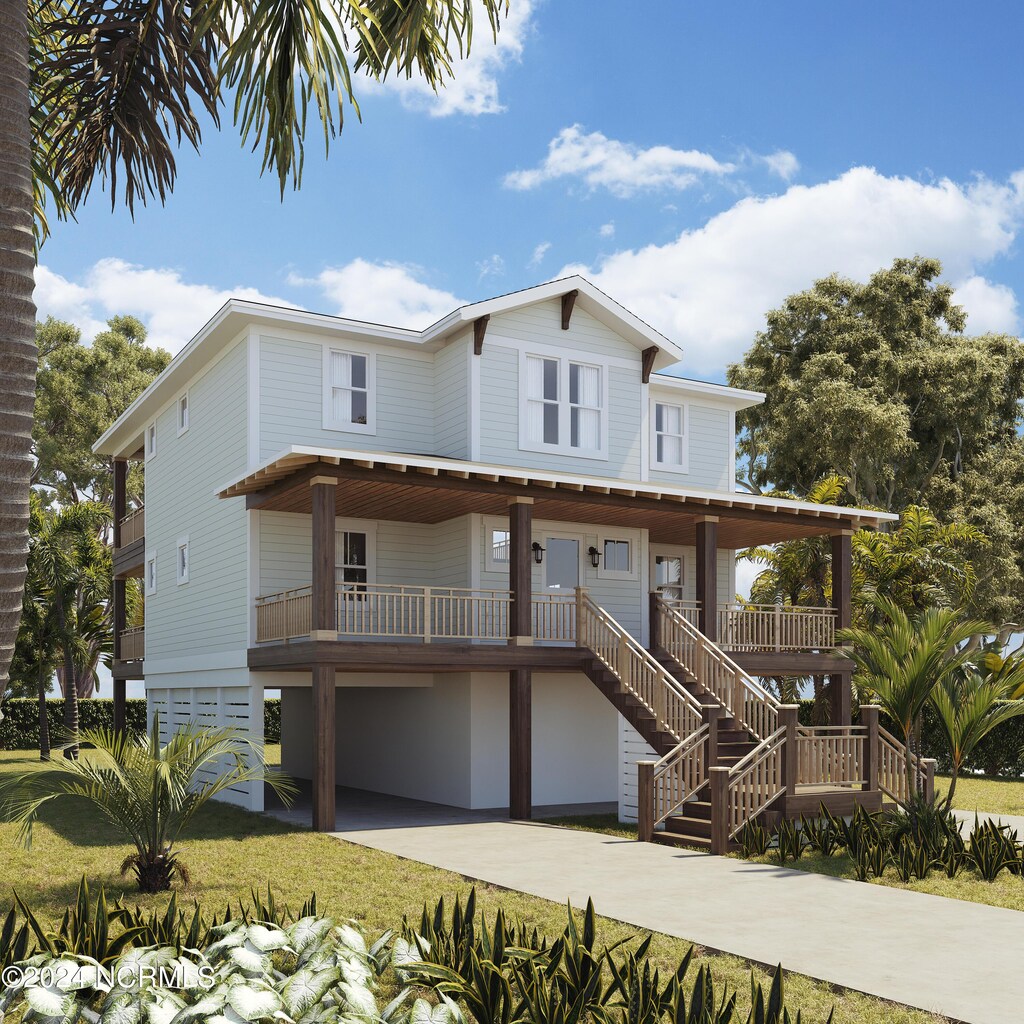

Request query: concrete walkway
[
  {"left": 332, "top": 818, "right": 1024, "bottom": 1024},
  {"left": 953, "top": 807, "right": 1024, "bottom": 834}
]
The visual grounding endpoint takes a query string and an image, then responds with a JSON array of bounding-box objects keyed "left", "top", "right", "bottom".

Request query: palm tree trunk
[
  {"left": 37, "top": 663, "right": 50, "bottom": 761},
  {"left": 57, "top": 605, "right": 79, "bottom": 759},
  {"left": 0, "top": 0, "right": 38, "bottom": 690}
]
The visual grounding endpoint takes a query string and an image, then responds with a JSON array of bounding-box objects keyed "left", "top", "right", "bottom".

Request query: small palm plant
[
  {"left": 0, "top": 716, "right": 296, "bottom": 892},
  {"left": 839, "top": 596, "right": 988, "bottom": 799}
]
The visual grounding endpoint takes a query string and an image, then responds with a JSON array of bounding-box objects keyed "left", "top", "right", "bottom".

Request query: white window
[
  {"left": 145, "top": 554, "right": 157, "bottom": 595},
  {"left": 652, "top": 400, "right": 688, "bottom": 472},
  {"left": 176, "top": 537, "right": 190, "bottom": 585},
  {"left": 521, "top": 353, "right": 606, "bottom": 458},
  {"left": 146, "top": 422, "right": 157, "bottom": 459},
  {"left": 177, "top": 392, "right": 189, "bottom": 436},
  {"left": 488, "top": 528, "right": 510, "bottom": 571},
  {"left": 324, "top": 348, "right": 375, "bottom": 433},
  {"left": 654, "top": 552, "right": 684, "bottom": 600},
  {"left": 336, "top": 530, "right": 369, "bottom": 589},
  {"left": 597, "top": 535, "right": 638, "bottom": 580}
]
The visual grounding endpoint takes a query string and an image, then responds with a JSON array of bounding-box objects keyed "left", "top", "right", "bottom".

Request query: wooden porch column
[
  {"left": 509, "top": 668, "right": 532, "bottom": 819},
  {"left": 311, "top": 664, "right": 336, "bottom": 832},
  {"left": 779, "top": 705, "right": 799, "bottom": 798},
  {"left": 695, "top": 516, "right": 718, "bottom": 641},
  {"left": 310, "top": 477, "right": 337, "bottom": 639},
  {"left": 830, "top": 531, "right": 853, "bottom": 725},
  {"left": 508, "top": 498, "right": 533, "bottom": 644},
  {"left": 861, "top": 704, "right": 880, "bottom": 793},
  {"left": 112, "top": 574, "right": 126, "bottom": 732},
  {"left": 113, "top": 679, "right": 126, "bottom": 733},
  {"left": 112, "top": 458, "right": 127, "bottom": 547}
]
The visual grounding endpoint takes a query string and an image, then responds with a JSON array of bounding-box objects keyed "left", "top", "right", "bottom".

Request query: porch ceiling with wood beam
[{"left": 217, "top": 446, "right": 897, "bottom": 548}]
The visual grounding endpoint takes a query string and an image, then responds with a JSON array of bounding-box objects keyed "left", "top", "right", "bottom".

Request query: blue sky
[{"left": 35, "top": 0, "right": 1024, "bottom": 384}]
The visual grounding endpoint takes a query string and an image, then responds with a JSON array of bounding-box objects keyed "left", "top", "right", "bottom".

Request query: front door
[
  {"left": 651, "top": 548, "right": 684, "bottom": 601},
  {"left": 543, "top": 536, "right": 580, "bottom": 592}
]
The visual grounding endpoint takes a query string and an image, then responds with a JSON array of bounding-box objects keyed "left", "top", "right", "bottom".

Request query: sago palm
[
  {"left": 0, "top": 0, "right": 508, "bottom": 688},
  {"left": 839, "top": 596, "right": 988, "bottom": 799},
  {"left": 931, "top": 660, "right": 1024, "bottom": 811},
  {"left": 0, "top": 715, "right": 296, "bottom": 892}
]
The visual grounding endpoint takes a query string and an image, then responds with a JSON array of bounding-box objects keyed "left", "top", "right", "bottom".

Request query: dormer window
[
  {"left": 652, "top": 400, "right": 688, "bottom": 472},
  {"left": 177, "top": 392, "right": 190, "bottom": 436},
  {"left": 324, "top": 348, "right": 375, "bottom": 433},
  {"left": 520, "top": 353, "right": 607, "bottom": 459}
]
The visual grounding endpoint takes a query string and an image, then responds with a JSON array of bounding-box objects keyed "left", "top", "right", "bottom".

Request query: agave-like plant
[{"left": 0, "top": 715, "right": 295, "bottom": 892}]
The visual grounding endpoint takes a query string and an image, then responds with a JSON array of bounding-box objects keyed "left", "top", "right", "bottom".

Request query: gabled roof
[{"left": 93, "top": 275, "right": 684, "bottom": 457}]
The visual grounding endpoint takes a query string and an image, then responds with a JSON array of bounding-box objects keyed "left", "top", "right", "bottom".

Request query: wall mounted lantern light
[
  {"left": 587, "top": 545, "right": 602, "bottom": 568},
  {"left": 532, "top": 542, "right": 545, "bottom": 564}
]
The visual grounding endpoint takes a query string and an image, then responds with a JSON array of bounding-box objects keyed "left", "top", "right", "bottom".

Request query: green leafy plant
[
  {"left": 0, "top": 715, "right": 296, "bottom": 891},
  {"left": 774, "top": 819, "right": 807, "bottom": 865},
  {"left": 892, "top": 836, "right": 934, "bottom": 883},
  {"left": 853, "top": 843, "right": 888, "bottom": 882},
  {"left": 739, "top": 820, "right": 772, "bottom": 858},
  {"left": 968, "top": 818, "right": 1020, "bottom": 882},
  {"left": 799, "top": 807, "right": 842, "bottom": 857},
  {"left": 749, "top": 964, "right": 835, "bottom": 1024}
]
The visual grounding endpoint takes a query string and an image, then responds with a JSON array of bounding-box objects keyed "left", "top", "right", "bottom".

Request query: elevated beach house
[{"left": 94, "top": 277, "right": 931, "bottom": 851}]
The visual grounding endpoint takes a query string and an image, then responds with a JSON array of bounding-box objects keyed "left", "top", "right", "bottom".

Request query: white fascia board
[
  {"left": 216, "top": 444, "right": 899, "bottom": 525},
  {"left": 649, "top": 373, "right": 766, "bottom": 409}
]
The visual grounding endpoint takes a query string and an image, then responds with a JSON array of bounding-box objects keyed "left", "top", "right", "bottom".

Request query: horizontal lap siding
[
  {"left": 146, "top": 340, "right": 249, "bottom": 661},
  {"left": 434, "top": 334, "right": 469, "bottom": 458},
  {"left": 648, "top": 400, "right": 733, "bottom": 490},
  {"left": 259, "top": 336, "right": 435, "bottom": 459}
]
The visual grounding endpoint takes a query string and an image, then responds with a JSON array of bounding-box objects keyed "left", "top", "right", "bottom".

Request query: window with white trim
[
  {"left": 176, "top": 538, "right": 190, "bottom": 585},
  {"left": 521, "top": 354, "right": 606, "bottom": 457},
  {"left": 487, "top": 527, "right": 510, "bottom": 571},
  {"left": 177, "top": 393, "right": 189, "bottom": 436},
  {"left": 146, "top": 423, "right": 157, "bottom": 459},
  {"left": 335, "top": 530, "right": 369, "bottom": 589},
  {"left": 145, "top": 554, "right": 157, "bottom": 595},
  {"left": 324, "top": 349, "right": 375, "bottom": 433},
  {"left": 652, "top": 400, "right": 688, "bottom": 472},
  {"left": 597, "top": 535, "right": 638, "bottom": 580}
]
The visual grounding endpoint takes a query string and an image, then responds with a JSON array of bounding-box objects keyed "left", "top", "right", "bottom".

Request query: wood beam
[
  {"left": 312, "top": 664, "right": 336, "bottom": 831},
  {"left": 311, "top": 479, "right": 337, "bottom": 638},
  {"left": 509, "top": 498, "right": 533, "bottom": 643},
  {"left": 641, "top": 346, "right": 658, "bottom": 384},
  {"left": 830, "top": 671, "right": 853, "bottom": 727},
  {"left": 561, "top": 289, "right": 578, "bottom": 330},
  {"left": 473, "top": 315, "right": 490, "bottom": 355},
  {"left": 695, "top": 517, "right": 718, "bottom": 640},
  {"left": 831, "top": 531, "right": 852, "bottom": 634},
  {"left": 113, "top": 459, "right": 127, "bottom": 547},
  {"left": 509, "top": 668, "right": 532, "bottom": 819},
  {"left": 113, "top": 679, "right": 126, "bottom": 733}
]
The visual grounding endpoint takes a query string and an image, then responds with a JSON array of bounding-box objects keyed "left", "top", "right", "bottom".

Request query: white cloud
[
  {"left": 476, "top": 253, "right": 506, "bottom": 280},
  {"left": 759, "top": 149, "right": 800, "bottom": 182},
  {"left": 529, "top": 242, "right": 551, "bottom": 267},
  {"left": 34, "top": 258, "right": 293, "bottom": 354},
  {"left": 599, "top": 222, "right": 616, "bottom": 238},
  {"left": 371, "top": 0, "right": 535, "bottom": 117},
  {"left": 505, "top": 125, "right": 736, "bottom": 197},
  {"left": 290, "top": 259, "right": 464, "bottom": 329},
  {"left": 563, "top": 167, "right": 1024, "bottom": 374}
]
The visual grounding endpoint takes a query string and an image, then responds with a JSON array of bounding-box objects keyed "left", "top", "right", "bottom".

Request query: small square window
[
  {"left": 603, "top": 539, "right": 631, "bottom": 573},
  {"left": 596, "top": 535, "right": 638, "bottom": 580},
  {"left": 176, "top": 538, "right": 189, "bottom": 585},
  {"left": 177, "top": 393, "right": 190, "bottom": 436},
  {"left": 146, "top": 555, "right": 157, "bottom": 595},
  {"left": 146, "top": 423, "right": 157, "bottom": 459}
]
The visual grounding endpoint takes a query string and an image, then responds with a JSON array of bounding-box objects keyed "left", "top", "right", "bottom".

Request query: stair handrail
[
  {"left": 711, "top": 726, "right": 788, "bottom": 851},
  {"left": 641, "top": 724, "right": 710, "bottom": 837},
  {"left": 878, "top": 726, "right": 935, "bottom": 804},
  {"left": 576, "top": 589, "right": 705, "bottom": 742},
  {"left": 655, "top": 596, "right": 780, "bottom": 741}
]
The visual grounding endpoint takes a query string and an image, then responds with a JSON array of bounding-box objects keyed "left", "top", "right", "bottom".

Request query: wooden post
[
  {"left": 830, "top": 670, "right": 852, "bottom": 728},
  {"left": 922, "top": 758, "right": 937, "bottom": 804},
  {"left": 862, "top": 704, "right": 880, "bottom": 793},
  {"left": 637, "top": 760, "right": 655, "bottom": 841},
  {"left": 649, "top": 591, "right": 661, "bottom": 652},
  {"left": 779, "top": 704, "right": 799, "bottom": 797},
  {"left": 709, "top": 767, "right": 730, "bottom": 855},
  {"left": 695, "top": 517, "right": 718, "bottom": 641},
  {"left": 575, "top": 586, "right": 587, "bottom": 647},
  {"left": 509, "top": 667, "right": 532, "bottom": 819},
  {"left": 830, "top": 531, "right": 853, "bottom": 726},
  {"left": 706, "top": 704, "right": 723, "bottom": 766},
  {"left": 311, "top": 664, "right": 336, "bottom": 832},
  {"left": 508, "top": 498, "right": 533, "bottom": 645},
  {"left": 112, "top": 458, "right": 127, "bottom": 548},
  {"left": 113, "top": 679, "right": 126, "bottom": 733},
  {"left": 310, "top": 477, "right": 337, "bottom": 640}
]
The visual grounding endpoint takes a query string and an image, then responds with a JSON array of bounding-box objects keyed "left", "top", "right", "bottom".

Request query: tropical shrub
[{"left": 0, "top": 717, "right": 295, "bottom": 891}]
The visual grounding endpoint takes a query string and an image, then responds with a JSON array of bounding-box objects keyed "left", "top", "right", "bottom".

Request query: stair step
[
  {"left": 652, "top": 831, "right": 711, "bottom": 850},
  {"left": 666, "top": 816, "right": 712, "bottom": 838},
  {"left": 681, "top": 799, "right": 712, "bottom": 821}
]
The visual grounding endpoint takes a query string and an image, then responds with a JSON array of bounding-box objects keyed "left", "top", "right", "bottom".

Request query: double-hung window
[
  {"left": 324, "top": 349, "right": 375, "bottom": 433},
  {"left": 336, "top": 530, "right": 369, "bottom": 590},
  {"left": 652, "top": 400, "right": 688, "bottom": 472},
  {"left": 522, "top": 354, "right": 606, "bottom": 457}
]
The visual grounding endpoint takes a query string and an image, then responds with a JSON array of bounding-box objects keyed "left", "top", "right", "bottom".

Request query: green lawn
[
  {"left": 0, "top": 749, "right": 940, "bottom": 1024},
  {"left": 938, "top": 773, "right": 1024, "bottom": 818}
]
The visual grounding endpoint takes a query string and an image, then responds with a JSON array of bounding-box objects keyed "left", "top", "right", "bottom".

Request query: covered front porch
[{"left": 218, "top": 446, "right": 894, "bottom": 831}]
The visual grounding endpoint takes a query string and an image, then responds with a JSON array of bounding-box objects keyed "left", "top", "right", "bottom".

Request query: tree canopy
[{"left": 728, "top": 256, "right": 1024, "bottom": 622}]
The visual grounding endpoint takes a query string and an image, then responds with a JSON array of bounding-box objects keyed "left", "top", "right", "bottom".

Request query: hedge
[{"left": 0, "top": 697, "right": 282, "bottom": 750}]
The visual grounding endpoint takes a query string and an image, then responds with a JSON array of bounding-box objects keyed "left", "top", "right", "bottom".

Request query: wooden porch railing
[
  {"left": 532, "top": 594, "right": 576, "bottom": 642},
  {"left": 638, "top": 724, "right": 710, "bottom": 839},
  {"left": 118, "top": 506, "right": 145, "bottom": 547},
  {"left": 711, "top": 726, "right": 788, "bottom": 850},
  {"left": 656, "top": 597, "right": 780, "bottom": 741},
  {"left": 878, "top": 726, "right": 936, "bottom": 804},
  {"left": 256, "top": 586, "right": 312, "bottom": 642},
  {"left": 797, "top": 726, "right": 866, "bottom": 788},
  {"left": 717, "top": 603, "right": 836, "bottom": 651},
  {"left": 577, "top": 589, "right": 704, "bottom": 743},
  {"left": 119, "top": 626, "right": 145, "bottom": 661}
]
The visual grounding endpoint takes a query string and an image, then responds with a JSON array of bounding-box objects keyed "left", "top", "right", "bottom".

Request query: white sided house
[{"left": 96, "top": 277, "right": 919, "bottom": 852}]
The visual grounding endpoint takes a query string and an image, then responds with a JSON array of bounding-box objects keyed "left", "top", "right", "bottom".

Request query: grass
[
  {"left": 0, "top": 750, "right": 941, "bottom": 1024},
  {"left": 938, "top": 773, "right": 1024, "bottom": 818}
]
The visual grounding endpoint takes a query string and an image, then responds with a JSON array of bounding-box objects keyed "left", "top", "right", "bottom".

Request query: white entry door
[
  {"left": 543, "top": 536, "right": 581, "bottom": 592},
  {"left": 651, "top": 547, "right": 685, "bottom": 601}
]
